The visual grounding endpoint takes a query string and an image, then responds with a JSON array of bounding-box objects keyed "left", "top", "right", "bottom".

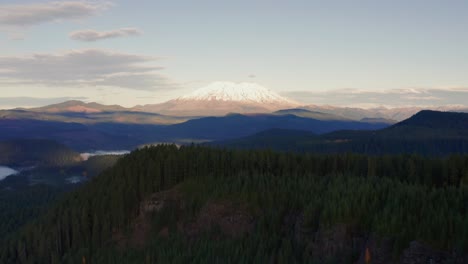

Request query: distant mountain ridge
[
  {"left": 3, "top": 85, "right": 468, "bottom": 122},
  {"left": 273, "top": 108, "right": 354, "bottom": 121},
  {"left": 162, "top": 113, "right": 388, "bottom": 141},
  {"left": 26, "top": 100, "right": 127, "bottom": 113},
  {"left": 0, "top": 112, "right": 390, "bottom": 151},
  {"left": 394, "top": 110, "right": 468, "bottom": 129},
  {"left": 304, "top": 105, "right": 468, "bottom": 121},
  {"left": 214, "top": 110, "right": 468, "bottom": 155},
  {"left": 2, "top": 101, "right": 190, "bottom": 125}
]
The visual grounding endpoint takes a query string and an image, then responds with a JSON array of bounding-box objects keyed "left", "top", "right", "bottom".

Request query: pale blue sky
[{"left": 1, "top": 0, "right": 468, "bottom": 108}]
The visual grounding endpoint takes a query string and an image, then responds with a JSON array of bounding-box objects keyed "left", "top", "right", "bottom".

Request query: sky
[{"left": 1, "top": 0, "right": 468, "bottom": 109}]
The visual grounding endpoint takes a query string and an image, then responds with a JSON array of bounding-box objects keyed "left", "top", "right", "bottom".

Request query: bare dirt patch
[
  {"left": 183, "top": 201, "right": 255, "bottom": 239},
  {"left": 113, "top": 187, "right": 255, "bottom": 249}
]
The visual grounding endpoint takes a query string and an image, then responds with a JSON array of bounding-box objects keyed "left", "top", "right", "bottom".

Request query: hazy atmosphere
[
  {"left": 1, "top": 0, "right": 468, "bottom": 108},
  {"left": 2, "top": 2, "right": 468, "bottom": 263}
]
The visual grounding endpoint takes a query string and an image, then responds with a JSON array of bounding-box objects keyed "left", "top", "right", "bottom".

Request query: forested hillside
[
  {"left": 0, "top": 185, "right": 62, "bottom": 239},
  {"left": 215, "top": 111, "right": 468, "bottom": 156},
  {"left": 1, "top": 146, "right": 467, "bottom": 263},
  {"left": 0, "top": 139, "right": 81, "bottom": 167},
  {"left": 0, "top": 154, "right": 122, "bottom": 244},
  {"left": 0, "top": 112, "right": 389, "bottom": 151}
]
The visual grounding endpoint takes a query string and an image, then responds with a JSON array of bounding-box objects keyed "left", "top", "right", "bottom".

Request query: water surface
[
  {"left": 80, "top": 150, "right": 130, "bottom": 161},
  {"left": 0, "top": 166, "right": 18, "bottom": 181}
]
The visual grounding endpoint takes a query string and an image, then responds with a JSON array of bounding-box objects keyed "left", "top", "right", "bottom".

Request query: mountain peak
[
  {"left": 135, "top": 82, "right": 301, "bottom": 116},
  {"left": 177, "top": 82, "right": 299, "bottom": 105}
]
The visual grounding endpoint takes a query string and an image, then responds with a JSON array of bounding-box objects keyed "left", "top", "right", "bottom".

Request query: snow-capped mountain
[
  {"left": 135, "top": 82, "right": 300, "bottom": 116},
  {"left": 177, "top": 82, "right": 298, "bottom": 105}
]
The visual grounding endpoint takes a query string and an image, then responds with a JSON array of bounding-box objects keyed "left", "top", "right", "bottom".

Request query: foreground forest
[{"left": 1, "top": 145, "right": 467, "bottom": 263}]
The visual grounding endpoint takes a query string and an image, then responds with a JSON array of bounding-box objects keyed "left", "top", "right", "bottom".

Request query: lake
[{"left": 0, "top": 166, "right": 18, "bottom": 181}]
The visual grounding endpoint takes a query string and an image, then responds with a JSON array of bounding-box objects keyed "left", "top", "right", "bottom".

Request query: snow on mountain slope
[
  {"left": 177, "top": 82, "right": 298, "bottom": 105},
  {"left": 135, "top": 82, "right": 300, "bottom": 116}
]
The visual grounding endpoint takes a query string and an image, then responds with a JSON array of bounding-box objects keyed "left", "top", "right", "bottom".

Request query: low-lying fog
[
  {"left": 80, "top": 150, "right": 130, "bottom": 161},
  {"left": 0, "top": 166, "right": 18, "bottom": 181},
  {"left": 65, "top": 176, "right": 85, "bottom": 184}
]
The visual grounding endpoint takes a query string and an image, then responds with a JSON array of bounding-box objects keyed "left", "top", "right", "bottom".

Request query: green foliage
[
  {"left": 0, "top": 185, "right": 61, "bottom": 239},
  {"left": 217, "top": 111, "right": 468, "bottom": 156},
  {"left": 0, "top": 139, "right": 80, "bottom": 167},
  {"left": 1, "top": 145, "right": 467, "bottom": 263}
]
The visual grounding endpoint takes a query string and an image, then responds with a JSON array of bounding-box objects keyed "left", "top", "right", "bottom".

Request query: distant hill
[
  {"left": 26, "top": 100, "right": 127, "bottom": 113},
  {"left": 5, "top": 110, "right": 465, "bottom": 154},
  {"left": 214, "top": 110, "right": 468, "bottom": 155},
  {"left": 163, "top": 113, "right": 389, "bottom": 142},
  {"left": 0, "top": 112, "right": 389, "bottom": 151},
  {"left": 2, "top": 101, "right": 190, "bottom": 125},
  {"left": 272, "top": 108, "right": 350, "bottom": 121},
  {"left": 392, "top": 110, "right": 468, "bottom": 131},
  {"left": 0, "top": 119, "right": 138, "bottom": 151},
  {"left": 210, "top": 128, "right": 319, "bottom": 151},
  {"left": 360, "top": 117, "right": 396, "bottom": 124},
  {"left": 304, "top": 105, "right": 468, "bottom": 121},
  {"left": 0, "top": 139, "right": 81, "bottom": 167},
  {"left": 0, "top": 109, "right": 190, "bottom": 125}
]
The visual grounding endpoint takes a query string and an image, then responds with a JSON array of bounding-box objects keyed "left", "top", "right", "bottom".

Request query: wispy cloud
[
  {"left": 70, "top": 27, "right": 142, "bottom": 42},
  {"left": 283, "top": 88, "right": 468, "bottom": 108},
  {"left": 0, "top": 49, "right": 178, "bottom": 91},
  {"left": 0, "top": 1, "right": 107, "bottom": 27}
]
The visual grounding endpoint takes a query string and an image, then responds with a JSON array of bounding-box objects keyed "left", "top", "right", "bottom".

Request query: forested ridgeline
[
  {"left": 214, "top": 131, "right": 468, "bottom": 156},
  {"left": 0, "top": 139, "right": 81, "bottom": 167},
  {"left": 1, "top": 145, "right": 467, "bottom": 263},
  {"left": 0, "top": 154, "right": 122, "bottom": 248},
  {"left": 214, "top": 110, "right": 468, "bottom": 156},
  {"left": 0, "top": 185, "right": 61, "bottom": 240}
]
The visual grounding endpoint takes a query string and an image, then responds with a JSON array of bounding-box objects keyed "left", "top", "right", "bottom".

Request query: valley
[
  {"left": 2, "top": 1, "right": 468, "bottom": 262},
  {"left": 1, "top": 94, "right": 468, "bottom": 264}
]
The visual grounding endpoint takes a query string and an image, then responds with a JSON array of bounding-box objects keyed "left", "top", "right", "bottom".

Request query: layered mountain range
[
  {"left": 4, "top": 82, "right": 467, "bottom": 122},
  {"left": 1, "top": 82, "right": 467, "bottom": 152},
  {"left": 2, "top": 84, "right": 468, "bottom": 264}
]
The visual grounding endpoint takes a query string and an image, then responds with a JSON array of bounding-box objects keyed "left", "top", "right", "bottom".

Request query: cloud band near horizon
[
  {"left": 283, "top": 88, "right": 468, "bottom": 108},
  {"left": 0, "top": 49, "right": 177, "bottom": 91}
]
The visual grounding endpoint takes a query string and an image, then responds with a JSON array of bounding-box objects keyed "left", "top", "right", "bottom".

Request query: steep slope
[
  {"left": 391, "top": 110, "right": 468, "bottom": 130},
  {"left": 135, "top": 82, "right": 300, "bottom": 116}
]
